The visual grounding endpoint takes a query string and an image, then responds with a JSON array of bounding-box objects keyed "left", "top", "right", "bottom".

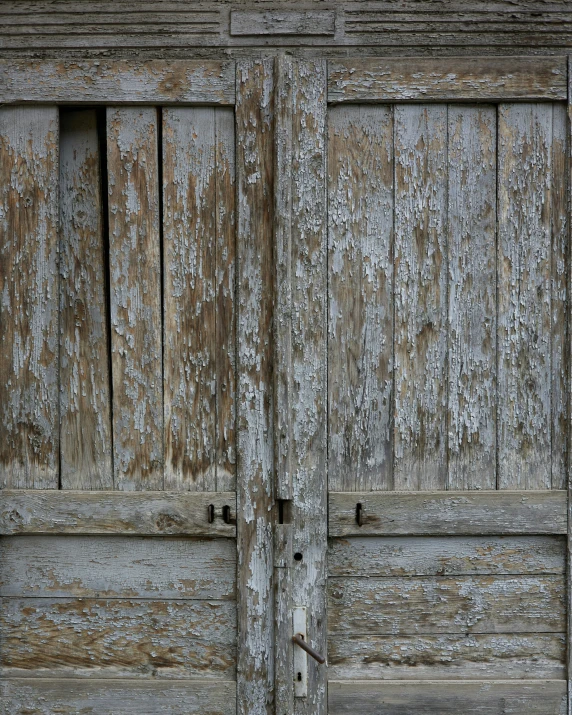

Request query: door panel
[
  {"left": 0, "top": 102, "right": 238, "bottom": 714},
  {"left": 325, "top": 100, "right": 568, "bottom": 713}
]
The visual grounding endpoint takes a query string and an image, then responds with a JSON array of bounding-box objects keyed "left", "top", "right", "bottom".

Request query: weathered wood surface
[
  {"left": 0, "top": 679, "right": 236, "bottom": 714},
  {"left": 0, "top": 4, "right": 571, "bottom": 57},
  {"left": 328, "top": 57, "right": 568, "bottom": 102},
  {"left": 236, "top": 58, "right": 275, "bottom": 715},
  {"left": 328, "top": 680, "right": 567, "bottom": 714},
  {"left": 0, "top": 490, "right": 236, "bottom": 536},
  {"left": 230, "top": 11, "right": 335, "bottom": 35},
  {"left": 107, "top": 107, "right": 163, "bottom": 490},
  {"left": 498, "top": 103, "right": 563, "bottom": 490},
  {"left": 393, "top": 105, "right": 447, "bottom": 490},
  {"left": 328, "top": 536, "right": 566, "bottom": 577},
  {"left": 272, "top": 53, "right": 294, "bottom": 715},
  {"left": 163, "top": 107, "right": 215, "bottom": 490},
  {"left": 328, "top": 105, "right": 393, "bottom": 492},
  {"left": 0, "top": 107, "right": 59, "bottom": 490},
  {"left": 214, "top": 108, "right": 236, "bottom": 492},
  {"left": 447, "top": 105, "right": 497, "bottom": 489},
  {"left": 550, "top": 101, "right": 567, "bottom": 491},
  {"left": 162, "top": 107, "right": 235, "bottom": 492},
  {"left": 0, "top": 535, "right": 235, "bottom": 599},
  {"left": 328, "top": 575, "right": 565, "bottom": 634},
  {"left": 0, "top": 597, "right": 236, "bottom": 679},
  {"left": 0, "top": 60, "right": 235, "bottom": 104},
  {"left": 329, "top": 491, "right": 567, "bottom": 536},
  {"left": 328, "top": 633, "right": 566, "bottom": 680},
  {"left": 59, "top": 109, "right": 112, "bottom": 490},
  {"left": 288, "top": 58, "right": 327, "bottom": 715}
]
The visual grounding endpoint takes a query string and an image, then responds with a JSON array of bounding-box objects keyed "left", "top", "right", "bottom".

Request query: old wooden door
[
  {"left": 1, "top": 55, "right": 572, "bottom": 715},
  {"left": 0, "top": 58, "right": 278, "bottom": 714},
  {"left": 269, "top": 56, "right": 572, "bottom": 715}
]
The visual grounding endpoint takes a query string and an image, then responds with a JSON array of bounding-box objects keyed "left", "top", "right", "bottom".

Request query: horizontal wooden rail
[
  {"left": 0, "top": 679, "right": 236, "bottom": 714},
  {"left": 0, "top": 490, "right": 236, "bottom": 536},
  {"left": 328, "top": 680, "right": 566, "bottom": 714},
  {"left": 0, "top": 60, "right": 236, "bottom": 105},
  {"left": 329, "top": 490, "right": 567, "bottom": 536},
  {"left": 328, "top": 56, "right": 567, "bottom": 103}
]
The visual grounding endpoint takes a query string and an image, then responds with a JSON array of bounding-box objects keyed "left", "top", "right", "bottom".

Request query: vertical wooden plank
[
  {"left": 236, "top": 58, "right": 275, "bottom": 715},
  {"left": 498, "top": 104, "right": 553, "bottom": 490},
  {"left": 447, "top": 105, "right": 497, "bottom": 490},
  {"left": 328, "top": 105, "right": 394, "bottom": 492},
  {"left": 567, "top": 55, "right": 572, "bottom": 715},
  {"left": 290, "top": 58, "right": 328, "bottom": 715},
  {"left": 0, "top": 106, "right": 59, "bottom": 489},
  {"left": 59, "top": 110, "right": 112, "bottom": 489},
  {"left": 551, "top": 103, "right": 568, "bottom": 491},
  {"left": 273, "top": 52, "right": 294, "bottom": 715},
  {"left": 393, "top": 105, "right": 448, "bottom": 491},
  {"left": 162, "top": 107, "right": 216, "bottom": 491},
  {"left": 215, "top": 107, "right": 237, "bottom": 493},
  {"left": 107, "top": 107, "right": 162, "bottom": 491}
]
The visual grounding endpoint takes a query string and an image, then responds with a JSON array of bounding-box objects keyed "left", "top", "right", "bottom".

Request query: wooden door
[
  {"left": 0, "top": 58, "right": 278, "bottom": 715},
  {"left": 1, "top": 55, "right": 572, "bottom": 715},
  {"left": 273, "top": 57, "right": 572, "bottom": 714}
]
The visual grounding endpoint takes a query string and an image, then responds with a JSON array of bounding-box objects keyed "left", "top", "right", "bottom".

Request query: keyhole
[{"left": 297, "top": 672, "right": 302, "bottom": 682}]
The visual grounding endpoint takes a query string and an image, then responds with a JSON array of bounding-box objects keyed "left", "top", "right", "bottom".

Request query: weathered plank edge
[
  {"left": 0, "top": 59, "right": 236, "bottom": 104},
  {"left": 328, "top": 679, "right": 567, "bottom": 714},
  {"left": 0, "top": 679, "right": 237, "bottom": 715},
  {"left": 567, "top": 52, "right": 572, "bottom": 715},
  {"left": 0, "top": 490, "right": 236, "bottom": 536},
  {"left": 329, "top": 490, "right": 568, "bottom": 536},
  {"left": 328, "top": 56, "right": 568, "bottom": 103}
]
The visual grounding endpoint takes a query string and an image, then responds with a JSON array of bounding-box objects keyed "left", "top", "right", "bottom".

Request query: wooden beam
[
  {"left": 328, "top": 57, "right": 567, "bottom": 103},
  {"left": 0, "top": 60, "right": 235, "bottom": 105},
  {"left": 329, "top": 490, "right": 567, "bottom": 536},
  {"left": 230, "top": 11, "right": 335, "bottom": 36},
  {"left": 236, "top": 58, "right": 275, "bottom": 715},
  {"left": 0, "top": 680, "right": 236, "bottom": 715},
  {"left": 328, "top": 680, "right": 567, "bottom": 714},
  {"left": 0, "top": 490, "right": 236, "bottom": 536}
]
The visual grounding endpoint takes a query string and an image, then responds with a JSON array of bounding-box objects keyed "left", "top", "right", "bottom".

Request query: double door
[{"left": 0, "top": 56, "right": 569, "bottom": 714}]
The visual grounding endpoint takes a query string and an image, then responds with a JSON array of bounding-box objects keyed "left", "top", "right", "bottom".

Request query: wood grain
[
  {"left": 0, "top": 60, "right": 235, "bottom": 104},
  {"left": 1, "top": 597, "right": 236, "bottom": 679},
  {"left": 328, "top": 105, "right": 394, "bottom": 492},
  {"left": 236, "top": 58, "right": 275, "bottom": 715},
  {"left": 328, "top": 535, "right": 566, "bottom": 577},
  {"left": 393, "top": 105, "right": 447, "bottom": 490},
  {"left": 1, "top": 679, "right": 236, "bottom": 714},
  {"left": 289, "top": 58, "right": 327, "bottom": 715},
  {"left": 59, "top": 109, "right": 112, "bottom": 489},
  {"left": 549, "top": 104, "right": 567, "bottom": 490},
  {"left": 272, "top": 53, "right": 294, "bottom": 715},
  {"left": 329, "top": 490, "right": 567, "bottom": 536},
  {"left": 163, "top": 107, "right": 217, "bottom": 491},
  {"left": 328, "top": 57, "right": 567, "bottom": 102},
  {"left": 447, "top": 105, "right": 497, "bottom": 489},
  {"left": 0, "top": 490, "right": 236, "bottom": 536},
  {"left": 214, "top": 108, "right": 236, "bottom": 492},
  {"left": 0, "top": 535, "right": 236, "bottom": 599},
  {"left": 328, "top": 680, "right": 567, "bottom": 714},
  {"left": 328, "top": 575, "right": 565, "bottom": 634},
  {"left": 328, "top": 633, "right": 566, "bottom": 680},
  {"left": 498, "top": 104, "right": 554, "bottom": 489},
  {"left": 230, "top": 11, "right": 335, "bottom": 35},
  {"left": 0, "top": 106, "right": 59, "bottom": 489},
  {"left": 107, "top": 106, "right": 163, "bottom": 490}
]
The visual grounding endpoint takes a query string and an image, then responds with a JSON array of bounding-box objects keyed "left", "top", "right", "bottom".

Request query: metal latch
[{"left": 292, "top": 606, "right": 325, "bottom": 698}]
